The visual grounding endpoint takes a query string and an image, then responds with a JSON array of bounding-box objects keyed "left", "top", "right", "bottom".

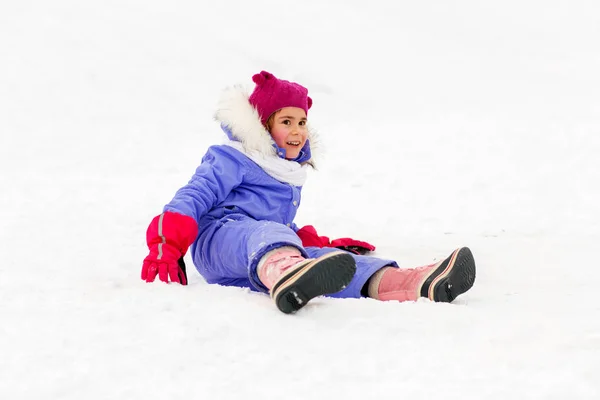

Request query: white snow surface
[{"left": 1, "top": 1, "right": 600, "bottom": 399}]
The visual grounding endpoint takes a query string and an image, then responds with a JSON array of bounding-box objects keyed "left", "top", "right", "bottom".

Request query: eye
[
  {"left": 299, "top": 120, "right": 306, "bottom": 126},
  {"left": 282, "top": 119, "right": 291, "bottom": 125}
]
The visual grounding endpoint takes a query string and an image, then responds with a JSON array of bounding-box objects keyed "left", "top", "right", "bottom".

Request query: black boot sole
[
  {"left": 420, "top": 247, "right": 476, "bottom": 302},
  {"left": 271, "top": 252, "right": 357, "bottom": 314}
]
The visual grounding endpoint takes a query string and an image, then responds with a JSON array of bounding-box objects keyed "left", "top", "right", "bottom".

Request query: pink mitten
[{"left": 141, "top": 212, "right": 198, "bottom": 285}]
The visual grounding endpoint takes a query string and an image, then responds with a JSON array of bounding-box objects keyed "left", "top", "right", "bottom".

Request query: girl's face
[{"left": 267, "top": 107, "right": 308, "bottom": 160}]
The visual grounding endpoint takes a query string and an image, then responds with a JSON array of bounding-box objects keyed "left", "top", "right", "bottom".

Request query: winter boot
[
  {"left": 257, "top": 247, "right": 357, "bottom": 314},
  {"left": 368, "top": 247, "right": 476, "bottom": 303}
]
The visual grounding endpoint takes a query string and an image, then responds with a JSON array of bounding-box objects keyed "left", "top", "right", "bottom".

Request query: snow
[{"left": 1, "top": 1, "right": 599, "bottom": 398}]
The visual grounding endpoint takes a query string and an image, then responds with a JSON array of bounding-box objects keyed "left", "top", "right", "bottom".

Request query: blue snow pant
[{"left": 191, "top": 214, "right": 397, "bottom": 298}]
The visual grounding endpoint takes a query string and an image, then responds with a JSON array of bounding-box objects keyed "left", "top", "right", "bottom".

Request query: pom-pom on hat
[{"left": 248, "top": 71, "right": 313, "bottom": 126}]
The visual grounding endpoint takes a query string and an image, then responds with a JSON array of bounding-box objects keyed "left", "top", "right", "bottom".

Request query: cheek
[{"left": 270, "top": 127, "right": 288, "bottom": 144}]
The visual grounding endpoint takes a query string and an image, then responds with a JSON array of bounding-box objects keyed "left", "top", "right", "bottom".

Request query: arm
[
  {"left": 142, "top": 146, "right": 246, "bottom": 284},
  {"left": 162, "top": 146, "right": 246, "bottom": 221}
]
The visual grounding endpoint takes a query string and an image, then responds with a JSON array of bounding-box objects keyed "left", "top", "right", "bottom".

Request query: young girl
[{"left": 141, "top": 71, "right": 476, "bottom": 314}]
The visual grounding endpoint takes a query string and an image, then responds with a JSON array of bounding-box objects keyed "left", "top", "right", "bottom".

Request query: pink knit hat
[{"left": 248, "top": 71, "right": 313, "bottom": 126}]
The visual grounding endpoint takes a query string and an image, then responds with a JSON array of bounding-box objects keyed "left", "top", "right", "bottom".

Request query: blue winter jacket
[{"left": 164, "top": 143, "right": 302, "bottom": 231}]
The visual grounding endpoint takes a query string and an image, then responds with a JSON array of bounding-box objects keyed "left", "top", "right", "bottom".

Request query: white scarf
[{"left": 225, "top": 141, "right": 308, "bottom": 187}]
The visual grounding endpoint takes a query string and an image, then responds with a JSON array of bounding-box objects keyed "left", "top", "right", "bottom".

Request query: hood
[{"left": 213, "top": 85, "right": 319, "bottom": 167}]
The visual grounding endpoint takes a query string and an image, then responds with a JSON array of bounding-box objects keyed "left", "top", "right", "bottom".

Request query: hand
[
  {"left": 296, "top": 225, "right": 376, "bottom": 255},
  {"left": 142, "top": 242, "right": 187, "bottom": 284},
  {"left": 330, "top": 238, "right": 376, "bottom": 255},
  {"left": 141, "top": 211, "right": 199, "bottom": 285},
  {"left": 296, "top": 225, "right": 331, "bottom": 247}
]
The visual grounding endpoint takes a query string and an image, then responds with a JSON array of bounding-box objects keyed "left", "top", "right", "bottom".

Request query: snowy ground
[{"left": 1, "top": 1, "right": 600, "bottom": 399}]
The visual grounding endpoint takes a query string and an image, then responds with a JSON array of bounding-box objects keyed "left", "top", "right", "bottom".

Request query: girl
[{"left": 141, "top": 71, "right": 476, "bottom": 314}]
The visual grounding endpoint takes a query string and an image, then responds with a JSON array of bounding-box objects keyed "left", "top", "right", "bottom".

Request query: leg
[
  {"left": 367, "top": 247, "right": 477, "bottom": 303},
  {"left": 193, "top": 215, "right": 356, "bottom": 313},
  {"left": 305, "top": 247, "right": 397, "bottom": 299},
  {"left": 193, "top": 214, "right": 307, "bottom": 291}
]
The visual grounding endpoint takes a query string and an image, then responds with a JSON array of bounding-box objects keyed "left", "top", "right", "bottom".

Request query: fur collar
[{"left": 213, "top": 85, "right": 319, "bottom": 167}]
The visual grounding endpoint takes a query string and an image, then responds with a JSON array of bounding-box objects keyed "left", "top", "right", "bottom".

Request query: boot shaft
[
  {"left": 257, "top": 246, "right": 306, "bottom": 290},
  {"left": 368, "top": 264, "right": 437, "bottom": 302}
]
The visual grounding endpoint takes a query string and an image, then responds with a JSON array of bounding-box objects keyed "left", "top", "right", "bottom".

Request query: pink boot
[
  {"left": 368, "top": 247, "right": 476, "bottom": 303},
  {"left": 257, "top": 247, "right": 356, "bottom": 314},
  {"left": 257, "top": 246, "right": 307, "bottom": 290}
]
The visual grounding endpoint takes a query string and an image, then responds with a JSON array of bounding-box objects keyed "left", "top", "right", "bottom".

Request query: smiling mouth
[{"left": 286, "top": 141, "right": 301, "bottom": 146}]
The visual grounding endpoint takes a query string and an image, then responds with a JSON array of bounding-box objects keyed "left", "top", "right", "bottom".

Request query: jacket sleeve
[{"left": 163, "top": 146, "right": 246, "bottom": 221}]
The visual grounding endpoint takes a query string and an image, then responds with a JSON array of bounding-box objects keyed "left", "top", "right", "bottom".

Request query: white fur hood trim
[{"left": 213, "top": 85, "right": 319, "bottom": 167}]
